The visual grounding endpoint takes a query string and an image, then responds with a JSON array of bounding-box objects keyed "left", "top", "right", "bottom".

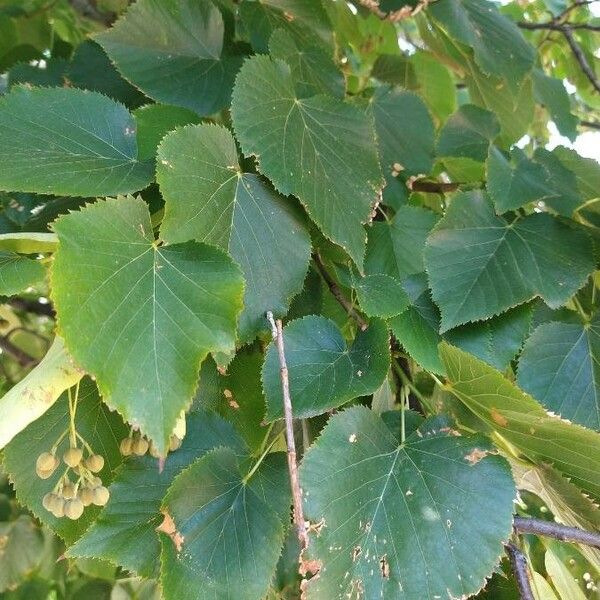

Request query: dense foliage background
[{"left": 0, "top": 0, "right": 599, "bottom": 598}]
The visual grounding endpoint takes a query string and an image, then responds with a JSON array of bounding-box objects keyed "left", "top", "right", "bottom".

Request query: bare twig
[
  {"left": 266, "top": 311, "right": 309, "bottom": 552},
  {"left": 312, "top": 253, "right": 367, "bottom": 330},
  {"left": 561, "top": 26, "right": 600, "bottom": 93},
  {"left": 506, "top": 543, "right": 535, "bottom": 600},
  {"left": 518, "top": 21, "right": 600, "bottom": 31},
  {"left": 581, "top": 119, "right": 600, "bottom": 130},
  {"left": 514, "top": 516, "right": 600, "bottom": 548},
  {"left": 0, "top": 336, "right": 37, "bottom": 368}
]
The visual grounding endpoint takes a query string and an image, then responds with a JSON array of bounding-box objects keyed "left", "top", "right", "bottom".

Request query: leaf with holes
[
  {"left": 301, "top": 406, "right": 515, "bottom": 599},
  {"left": 263, "top": 316, "right": 390, "bottom": 420},
  {"left": 51, "top": 196, "right": 244, "bottom": 453},
  {"left": 441, "top": 342, "right": 600, "bottom": 500},
  {"left": 160, "top": 447, "right": 287, "bottom": 600}
]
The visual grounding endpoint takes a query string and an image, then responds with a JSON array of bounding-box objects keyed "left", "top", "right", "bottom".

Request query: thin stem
[
  {"left": 51, "top": 428, "right": 69, "bottom": 454},
  {"left": 243, "top": 437, "right": 279, "bottom": 484},
  {"left": 75, "top": 432, "right": 94, "bottom": 454},
  {"left": 561, "top": 25, "right": 600, "bottom": 93},
  {"left": 572, "top": 296, "right": 589, "bottom": 322},
  {"left": 514, "top": 516, "right": 600, "bottom": 548},
  {"left": 400, "top": 386, "right": 408, "bottom": 445},
  {"left": 256, "top": 421, "right": 275, "bottom": 458},
  {"left": 266, "top": 311, "right": 309, "bottom": 551},
  {"left": 506, "top": 543, "right": 535, "bottom": 600},
  {"left": 312, "top": 253, "right": 367, "bottom": 330},
  {"left": 392, "top": 360, "right": 426, "bottom": 405}
]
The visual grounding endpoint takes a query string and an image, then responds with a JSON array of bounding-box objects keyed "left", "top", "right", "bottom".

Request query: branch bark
[
  {"left": 560, "top": 25, "right": 600, "bottom": 93},
  {"left": 506, "top": 543, "right": 535, "bottom": 600},
  {"left": 266, "top": 311, "right": 309, "bottom": 553},
  {"left": 514, "top": 516, "right": 600, "bottom": 548},
  {"left": 312, "top": 253, "right": 368, "bottom": 330}
]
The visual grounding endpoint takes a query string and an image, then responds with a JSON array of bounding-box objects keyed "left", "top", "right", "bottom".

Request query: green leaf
[
  {"left": 231, "top": 55, "right": 383, "bottom": 270},
  {"left": 369, "top": 85, "right": 435, "bottom": 178},
  {"left": 133, "top": 104, "right": 200, "bottom": 161},
  {"left": 545, "top": 549, "right": 587, "bottom": 600},
  {"left": 67, "top": 410, "right": 245, "bottom": 577},
  {"left": 0, "top": 87, "right": 153, "bottom": 196},
  {"left": 216, "top": 346, "right": 270, "bottom": 452},
  {"left": 365, "top": 205, "right": 440, "bottom": 280},
  {"left": 437, "top": 104, "right": 499, "bottom": 162},
  {"left": 67, "top": 40, "right": 148, "bottom": 108},
  {"left": 441, "top": 342, "right": 600, "bottom": 500},
  {"left": 8, "top": 58, "right": 67, "bottom": 89},
  {"left": 425, "top": 191, "right": 594, "bottom": 332},
  {"left": 160, "top": 447, "right": 286, "bottom": 600},
  {"left": 390, "top": 274, "right": 444, "bottom": 374},
  {"left": 551, "top": 146, "right": 600, "bottom": 203},
  {"left": 411, "top": 51, "right": 457, "bottom": 123},
  {"left": 0, "top": 232, "right": 57, "bottom": 254},
  {"left": 487, "top": 147, "right": 570, "bottom": 214},
  {"left": 268, "top": 29, "right": 344, "bottom": 98},
  {"left": 263, "top": 316, "right": 390, "bottom": 420},
  {"left": 157, "top": 124, "right": 311, "bottom": 341},
  {"left": 532, "top": 69, "right": 578, "bottom": 141},
  {"left": 517, "top": 316, "right": 600, "bottom": 430},
  {"left": 0, "top": 337, "right": 82, "bottom": 450},
  {"left": 465, "top": 66, "right": 535, "bottom": 147},
  {"left": 0, "top": 251, "right": 45, "bottom": 295},
  {"left": 97, "top": 0, "right": 242, "bottom": 116},
  {"left": 428, "top": 0, "right": 535, "bottom": 89},
  {"left": 51, "top": 196, "right": 244, "bottom": 453},
  {"left": 237, "top": 0, "right": 333, "bottom": 53},
  {"left": 354, "top": 274, "right": 410, "bottom": 319},
  {"left": 300, "top": 406, "right": 516, "bottom": 599},
  {"left": 0, "top": 516, "right": 45, "bottom": 593},
  {"left": 3, "top": 378, "right": 128, "bottom": 543},
  {"left": 445, "top": 303, "right": 533, "bottom": 371}
]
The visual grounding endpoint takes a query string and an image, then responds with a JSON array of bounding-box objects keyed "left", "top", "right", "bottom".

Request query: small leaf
[
  {"left": 51, "top": 196, "right": 244, "bottom": 453},
  {"left": 301, "top": 406, "right": 516, "bottom": 599},
  {"left": 369, "top": 85, "right": 435, "bottom": 178},
  {"left": 268, "top": 29, "right": 344, "bottom": 98},
  {"left": 428, "top": 0, "right": 535, "bottom": 88},
  {"left": 532, "top": 69, "right": 578, "bottom": 141},
  {"left": 0, "top": 87, "right": 153, "bottom": 196},
  {"left": 231, "top": 55, "right": 383, "bottom": 269},
  {"left": 263, "top": 316, "right": 390, "bottom": 420},
  {"left": 160, "top": 447, "right": 286, "bottom": 600},
  {"left": 3, "top": 379, "right": 128, "bottom": 543},
  {"left": 487, "top": 147, "right": 566, "bottom": 214},
  {"left": 365, "top": 205, "right": 439, "bottom": 280},
  {"left": 545, "top": 549, "right": 587, "bottom": 600},
  {"left": 0, "top": 251, "right": 45, "bottom": 295},
  {"left": 425, "top": 191, "right": 594, "bottom": 331},
  {"left": 355, "top": 274, "right": 409, "bottom": 318},
  {"left": 0, "top": 516, "right": 45, "bottom": 593},
  {"left": 517, "top": 316, "right": 600, "bottom": 430},
  {"left": 0, "top": 337, "right": 82, "bottom": 450},
  {"left": 437, "top": 104, "right": 499, "bottom": 162},
  {"left": 441, "top": 342, "right": 600, "bottom": 500},
  {"left": 97, "top": 0, "right": 242, "bottom": 116},
  {"left": 158, "top": 124, "right": 310, "bottom": 341},
  {"left": 67, "top": 410, "right": 245, "bottom": 577}
]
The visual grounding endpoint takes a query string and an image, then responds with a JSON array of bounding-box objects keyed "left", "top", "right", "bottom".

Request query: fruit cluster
[
  {"left": 119, "top": 432, "right": 182, "bottom": 458},
  {"left": 36, "top": 445, "right": 110, "bottom": 520}
]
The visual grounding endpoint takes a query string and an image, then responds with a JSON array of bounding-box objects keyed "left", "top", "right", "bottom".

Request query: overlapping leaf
[
  {"left": 262, "top": 316, "right": 390, "bottom": 420},
  {"left": 160, "top": 447, "right": 287, "bottom": 600},
  {"left": 158, "top": 124, "right": 310, "bottom": 341},
  {"left": 231, "top": 55, "right": 383, "bottom": 269},
  {"left": 97, "top": 0, "right": 242, "bottom": 116},
  {"left": 51, "top": 196, "right": 244, "bottom": 453},
  {"left": 441, "top": 343, "right": 600, "bottom": 500},
  {"left": 517, "top": 316, "right": 600, "bottom": 430},
  {"left": 0, "top": 87, "right": 153, "bottom": 196},
  {"left": 67, "top": 410, "right": 245, "bottom": 577},
  {"left": 301, "top": 406, "right": 516, "bottom": 599},
  {"left": 425, "top": 191, "right": 594, "bottom": 331},
  {"left": 0, "top": 251, "right": 45, "bottom": 295}
]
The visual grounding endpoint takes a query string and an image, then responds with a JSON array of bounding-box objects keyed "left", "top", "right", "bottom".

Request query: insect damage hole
[{"left": 379, "top": 555, "right": 390, "bottom": 578}]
